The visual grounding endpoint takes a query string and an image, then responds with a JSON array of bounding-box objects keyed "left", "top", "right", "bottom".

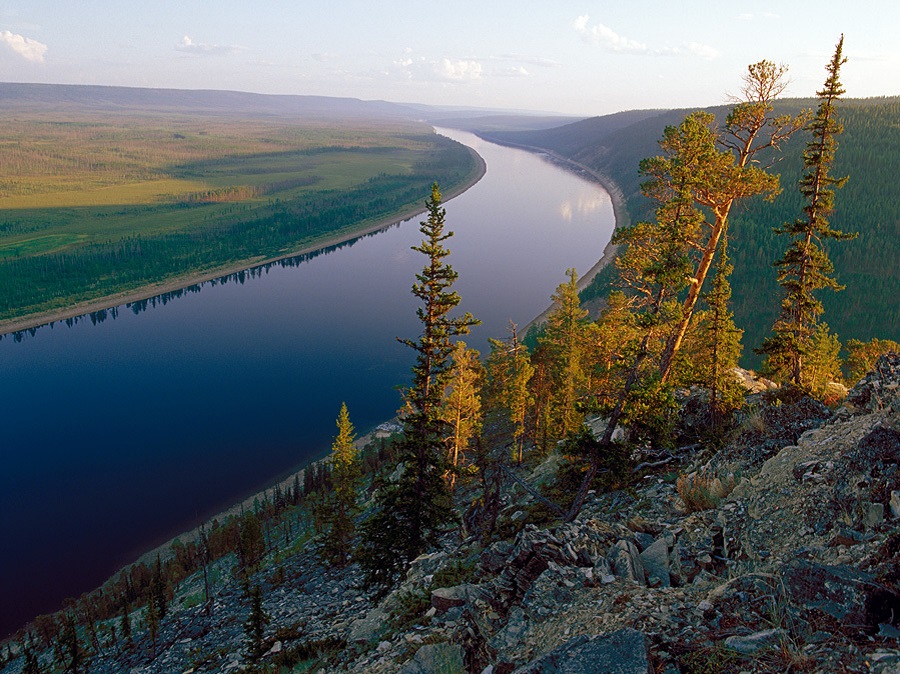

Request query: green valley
[{"left": 0, "top": 112, "right": 480, "bottom": 326}]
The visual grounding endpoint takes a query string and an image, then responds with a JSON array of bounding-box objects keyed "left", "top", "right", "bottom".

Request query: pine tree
[
  {"left": 60, "top": 613, "right": 82, "bottom": 673},
  {"left": 237, "top": 511, "right": 265, "bottom": 573},
  {"left": 244, "top": 584, "right": 269, "bottom": 661},
  {"left": 657, "top": 61, "right": 805, "bottom": 382},
  {"left": 357, "top": 183, "right": 478, "bottom": 591},
  {"left": 145, "top": 595, "right": 159, "bottom": 658},
  {"left": 150, "top": 555, "right": 167, "bottom": 621},
  {"left": 321, "top": 402, "right": 360, "bottom": 565},
  {"left": 120, "top": 600, "right": 131, "bottom": 646},
  {"left": 440, "top": 341, "right": 483, "bottom": 487},
  {"left": 539, "top": 269, "right": 591, "bottom": 442},
  {"left": 687, "top": 229, "right": 744, "bottom": 426},
  {"left": 485, "top": 323, "right": 534, "bottom": 464},
  {"left": 760, "top": 36, "right": 856, "bottom": 390}
]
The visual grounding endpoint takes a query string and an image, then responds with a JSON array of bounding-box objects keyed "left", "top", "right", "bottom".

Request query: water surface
[{"left": 0, "top": 129, "right": 615, "bottom": 635}]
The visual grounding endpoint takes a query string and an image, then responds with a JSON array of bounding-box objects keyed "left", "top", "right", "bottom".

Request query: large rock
[
  {"left": 348, "top": 606, "right": 389, "bottom": 644},
  {"left": 780, "top": 560, "right": 900, "bottom": 628},
  {"left": 431, "top": 585, "right": 478, "bottom": 615},
  {"left": 639, "top": 538, "right": 670, "bottom": 588},
  {"left": 512, "top": 628, "right": 649, "bottom": 673},
  {"left": 607, "top": 540, "right": 646, "bottom": 585},
  {"left": 401, "top": 642, "right": 466, "bottom": 674}
]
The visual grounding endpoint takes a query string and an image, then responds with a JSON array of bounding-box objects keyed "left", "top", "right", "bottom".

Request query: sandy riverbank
[{"left": 0, "top": 148, "right": 486, "bottom": 337}]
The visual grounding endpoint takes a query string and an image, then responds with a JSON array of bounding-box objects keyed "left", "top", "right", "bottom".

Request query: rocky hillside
[{"left": 3, "top": 355, "right": 899, "bottom": 674}]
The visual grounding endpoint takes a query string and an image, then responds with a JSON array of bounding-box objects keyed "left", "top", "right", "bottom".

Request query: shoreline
[
  {"left": 0, "top": 146, "right": 486, "bottom": 338},
  {"left": 11, "top": 130, "right": 626, "bottom": 633},
  {"left": 485, "top": 136, "right": 628, "bottom": 332},
  {"left": 132, "top": 136, "right": 628, "bottom": 568}
]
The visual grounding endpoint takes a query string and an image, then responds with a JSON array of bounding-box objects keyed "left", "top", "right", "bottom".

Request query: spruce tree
[
  {"left": 321, "top": 402, "right": 360, "bottom": 565},
  {"left": 685, "top": 229, "right": 744, "bottom": 427},
  {"left": 760, "top": 36, "right": 856, "bottom": 390},
  {"left": 244, "top": 584, "right": 269, "bottom": 661},
  {"left": 150, "top": 555, "right": 167, "bottom": 620},
  {"left": 145, "top": 596, "right": 159, "bottom": 658},
  {"left": 357, "top": 182, "right": 478, "bottom": 590}
]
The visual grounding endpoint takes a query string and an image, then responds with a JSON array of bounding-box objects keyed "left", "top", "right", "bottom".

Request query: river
[{"left": 0, "top": 128, "right": 615, "bottom": 636}]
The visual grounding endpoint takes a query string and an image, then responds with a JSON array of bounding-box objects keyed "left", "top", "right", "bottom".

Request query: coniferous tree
[
  {"left": 357, "top": 183, "right": 478, "bottom": 591},
  {"left": 237, "top": 512, "right": 265, "bottom": 573},
  {"left": 62, "top": 613, "right": 82, "bottom": 673},
  {"left": 485, "top": 322, "right": 534, "bottom": 464},
  {"left": 321, "top": 403, "right": 360, "bottom": 565},
  {"left": 657, "top": 61, "right": 805, "bottom": 382},
  {"left": 844, "top": 338, "right": 900, "bottom": 383},
  {"left": 440, "top": 341, "right": 483, "bottom": 487},
  {"left": 145, "top": 596, "right": 159, "bottom": 658},
  {"left": 760, "top": 36, "right": 856, "bottom": 390},
  {"left": 198, "top": 524, "right": 212, "bottom": 616},
  {"left": 685, "top": 229, "right": 745, "bottom": 427},
  {"left": 538, "top": 269, "right": 591, "bottom": 442},
  {"left": 244, "top": 584, "right": 269, "bottom": 661},
  {"left": 120, "top": 600, "right": 131, "bottom": 647},
  {"left": 150, "top": 555, "right": 167, "bottom": 621}
]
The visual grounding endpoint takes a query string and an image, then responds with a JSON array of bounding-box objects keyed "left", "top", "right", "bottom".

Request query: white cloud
[
  {"left": 682, "top": 41, "right": 720, "bottom": 60},
  {"left": 434, "top": 58, "right": 482, "bottom": 81},
  {"left": 574, "top": 15, "right": 718, "bottom": 60},
  {"left": 0, "top": 30, "right": 47, "bottom": 63},
  {"left": 498, "top": 66, "right": 530, "bottom": 78},
  {"left": 176, "top": 36, "right": 243, "bottom": 56},
  {"left": 573, "top": 15, "right": 646, "bottom": 53}
]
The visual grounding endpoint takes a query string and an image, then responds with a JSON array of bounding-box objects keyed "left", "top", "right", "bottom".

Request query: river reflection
[{"left": 0, "top": 128, "right": 614, "bottom": 636}]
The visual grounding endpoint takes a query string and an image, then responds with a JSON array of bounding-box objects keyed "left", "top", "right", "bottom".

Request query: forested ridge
[{"left": 483, "top": 96, "right": 899, "bottom": 366}]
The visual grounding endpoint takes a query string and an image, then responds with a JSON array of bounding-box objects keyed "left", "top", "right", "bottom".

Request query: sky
[{"left": 0, "top": 1, "right": 897, "bottom": 116}]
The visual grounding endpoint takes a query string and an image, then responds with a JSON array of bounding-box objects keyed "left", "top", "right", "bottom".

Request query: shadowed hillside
[{"left": 482, "top": 97, "right": 900, "bottom": 366}]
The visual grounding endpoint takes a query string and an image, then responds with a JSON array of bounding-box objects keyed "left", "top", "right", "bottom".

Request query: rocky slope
[{"left": 4, "top": 354, "right": 899, "bottom": 674}]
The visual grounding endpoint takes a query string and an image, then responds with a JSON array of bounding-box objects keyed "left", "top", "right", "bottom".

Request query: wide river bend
[{"left": 0, "top": 128, "right": 615, "bottom": 635}]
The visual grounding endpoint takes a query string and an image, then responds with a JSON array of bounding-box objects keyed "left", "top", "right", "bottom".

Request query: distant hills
[
  {"left": 479, "top": 97, "right": 900, "bottom": 367},
  {"left": 0, "top": 82, "right": 576, "bottom": 129}
]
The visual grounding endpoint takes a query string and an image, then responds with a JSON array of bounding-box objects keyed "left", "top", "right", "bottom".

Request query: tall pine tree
[
  {"left": 760, "top": 36, "right": 856, "bottom": 391},
  {"left": 440, "top": 342, "right": 483, "bottom": 489},
  {"left": 321, "top": 403, "right": 360, "bottom": 565},
  {"left": 357, "top": 183, "right": 478, "bottom": 591}
]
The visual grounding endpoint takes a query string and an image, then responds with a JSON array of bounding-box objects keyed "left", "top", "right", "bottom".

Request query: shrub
[{"left": 676, "top": 472, "right": 737, "bottom": 512}]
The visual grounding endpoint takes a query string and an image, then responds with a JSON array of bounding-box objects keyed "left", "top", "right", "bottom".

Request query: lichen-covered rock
[
  {"left": 511, "top": 628, "right": 649, "bottom": 674},
  {"left": 400, "top": 642, "right": 466, "bottom": 674},
  {"left": 780, "top": 559, "right": 900, "bottom": 628}
]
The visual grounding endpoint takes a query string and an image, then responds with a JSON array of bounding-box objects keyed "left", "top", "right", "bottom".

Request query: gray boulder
[
  {"left": 607, "top": 540, "right": 646, "bottom": 585},
  {"left": 401, "top": 642, "right": 466, "bottom": 674},
  {"left": 780, "top": 559, "right": 900, "bottom": 628},
  {"left": 638, "top": 538, "right": 670, "bottom": 588},
  {"left": 512, "top": 628, "right": 649, "bottom": 673}
]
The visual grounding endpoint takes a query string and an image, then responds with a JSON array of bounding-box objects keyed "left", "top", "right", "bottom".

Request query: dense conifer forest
[{"left": 484, "top": 96, "right": 899, "bottom": 366}]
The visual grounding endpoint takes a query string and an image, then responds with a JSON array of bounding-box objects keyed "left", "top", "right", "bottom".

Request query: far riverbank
[{"left": 0, "top": 147, "right": 486, "bottom": 337}]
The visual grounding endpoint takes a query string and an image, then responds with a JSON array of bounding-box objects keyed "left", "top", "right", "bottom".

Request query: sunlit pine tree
[{"left": 760, "top": 36, "right": 856, "bottom": 391}]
